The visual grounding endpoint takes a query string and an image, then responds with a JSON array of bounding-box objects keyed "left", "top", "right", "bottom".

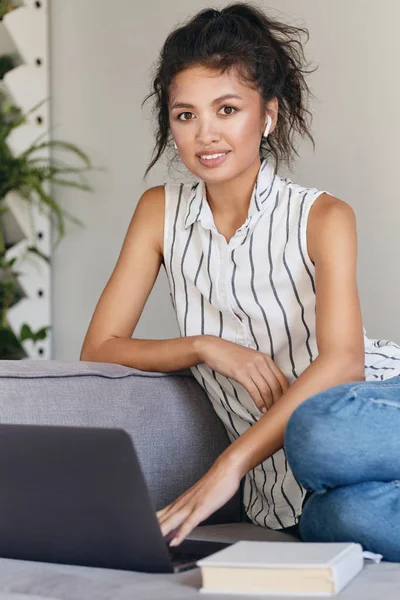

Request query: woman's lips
[{"left": 197, "top": 152, "right": 230, "bottom": 168}]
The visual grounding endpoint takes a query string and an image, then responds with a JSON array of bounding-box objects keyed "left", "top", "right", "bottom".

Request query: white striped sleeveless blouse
[{"left": 162, "top": 158, "right": 400, "bottom": 529}]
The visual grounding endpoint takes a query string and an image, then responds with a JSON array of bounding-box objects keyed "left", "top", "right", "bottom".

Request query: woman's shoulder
[
  {"left": 134, "top": 186, "right": 166, "bottom": 257},
  {"left": 280, "top": 176, "right": 353, "bottom": 219},
  {"left": 278, "top": 174, "right": 355, "bottom": 256},
  {"left": 139, "top": 180, "right": 196, "bottom": 217},
  {"left": 140, "top": 184, "right": 165, "bottom": 202},
  {"left": 278, "top": 173, "right": 328, "bottom": 200}
]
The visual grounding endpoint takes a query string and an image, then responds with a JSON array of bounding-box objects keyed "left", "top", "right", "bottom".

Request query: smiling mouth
[
  {"left": 198, "top": 152, "right": 227, "bottom": 160},
  {"left": 197, "top": 152, "right": 230, "bottom": 168}
]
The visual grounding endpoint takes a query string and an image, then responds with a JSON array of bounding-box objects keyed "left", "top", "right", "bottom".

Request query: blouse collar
[{"left": 183, "top": 158, "right": 277, "bottom": 230}]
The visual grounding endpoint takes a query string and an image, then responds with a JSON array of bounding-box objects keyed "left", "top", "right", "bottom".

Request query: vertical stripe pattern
[{"left": 162, "top": 159, "right": 400, "bottom": 529}]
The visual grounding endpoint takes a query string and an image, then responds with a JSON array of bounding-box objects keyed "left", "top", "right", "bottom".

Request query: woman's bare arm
[{"left": 80, "top": 185, "right": 204, "bottom": 371}]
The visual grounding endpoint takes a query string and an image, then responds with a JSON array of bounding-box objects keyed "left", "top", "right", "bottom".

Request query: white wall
[{"left": 50, "top": 0, "right": 400, "bottom": 360}]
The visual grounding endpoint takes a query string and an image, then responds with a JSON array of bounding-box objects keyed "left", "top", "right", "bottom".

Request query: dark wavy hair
[{"left": 142, "top": 2, "right": 316, "bottom": 178}]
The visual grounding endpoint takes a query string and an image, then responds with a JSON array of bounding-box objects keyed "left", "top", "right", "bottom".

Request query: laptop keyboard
[
  {"left": 169, "top": 546, "right": 205, "bottom": 563},
  {"left": 168, "top": 539, "right": 232, "bottom": 570}
]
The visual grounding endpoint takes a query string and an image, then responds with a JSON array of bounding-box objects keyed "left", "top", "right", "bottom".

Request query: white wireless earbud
[
  {"left": 263, "top": 115, "right": 272, "bottom": 138},
  {"left": 174, "top": 141, "right": 178, "bottom": 150}
]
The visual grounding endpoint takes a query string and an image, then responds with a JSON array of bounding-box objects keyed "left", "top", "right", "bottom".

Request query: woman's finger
[
  {"left": 159, "top": 504, "right": 192, "bottom": 538},
  {"left": 259, "top": 367, "right": 283, "bottom": 405},
  {"left": 169, "top": 509, "right": 203, "bottom": 547},
  {"left": 156, "top": 505, "right": 171, "bottom": 519},
  {"left": 240, "top": 376, "right": 266, "bottom": 412},
  {"left": 249, "top": 368, "right": 275, "bottom": 409},
  {"left": 263, "top": 355, "right": 290, "bottom": 394},
  {"left": 158, "top": 486, "right": 199, "bottom": 526}
]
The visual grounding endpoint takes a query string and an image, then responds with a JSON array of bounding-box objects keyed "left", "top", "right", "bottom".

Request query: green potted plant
[{"left": 0, "top": 89, "right": 95, "bottom": 358}]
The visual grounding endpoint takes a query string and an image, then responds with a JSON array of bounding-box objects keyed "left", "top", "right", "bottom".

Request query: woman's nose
[{"left": 196, "top": 120, "right": 221, "bottom": 145}]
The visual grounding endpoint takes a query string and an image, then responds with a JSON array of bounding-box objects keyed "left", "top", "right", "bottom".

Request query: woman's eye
[
  {"left": 178, "top": 112, "right": 193, "bottom": 121},
  {"left": 219, "top": 106, "right": 237, "bottom": 116}
]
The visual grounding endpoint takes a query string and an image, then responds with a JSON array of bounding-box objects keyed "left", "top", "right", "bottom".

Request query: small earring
[
  {"left": 174, "top": 141, "right": 178, "bottom": 150},
  {"left": 263, "top": 115, "right": 272, "bottom": 138}
]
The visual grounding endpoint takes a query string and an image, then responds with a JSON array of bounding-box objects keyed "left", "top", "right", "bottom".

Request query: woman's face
[{"left": 168, "top": 65, "right": 275, "bottom": 183}]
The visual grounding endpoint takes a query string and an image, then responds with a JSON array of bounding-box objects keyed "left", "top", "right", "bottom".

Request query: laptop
[{"left": 0, "top": 423, "right": 232, "bottom": 573}]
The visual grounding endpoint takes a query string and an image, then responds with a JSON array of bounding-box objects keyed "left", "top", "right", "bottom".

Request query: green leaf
[
  {"left": 0, "top": 326, "right": 27, "bottom": 359},
  {"left": 26, "top": 246, "right": 51, "bottom": 265},
  {"left": 0, "top": 54, "right": 15, "bottom": 79},
  {"left": 28, "top": 158, "right": 95, "bottom": 174},
  {"left": 20, "top": 323, "right": 51, "bottom": 343},
  {"left": 32, "top": 325, "right": 51, "bottom": 342},
  {"left": 9, "top": 97, "right": 49, "bottom": 135},
  {"left": 22, "top": 139, "right": 93, "bottom": 169},
  {"left": 31, "top": 182, "right": 66, "bottom": 240},
  {"left": 0, "top": 271, "right": 25, "bottom": 310},
  {"left": 19, "top": 323, "right": 33, "bottom": 342}
]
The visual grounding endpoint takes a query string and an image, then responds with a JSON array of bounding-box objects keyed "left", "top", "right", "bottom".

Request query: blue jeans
[{"left": 284, "top": 375, "right": 400, "bottom": 562}]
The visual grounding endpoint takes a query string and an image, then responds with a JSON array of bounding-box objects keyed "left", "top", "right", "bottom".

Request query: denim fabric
[{"left": 284, "top": 375, "right": 400, "bottom": 561}]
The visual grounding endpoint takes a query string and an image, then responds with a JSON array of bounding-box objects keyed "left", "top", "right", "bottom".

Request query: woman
[{"left": 81, "top": 3, "right": 400, "bottom": 560}]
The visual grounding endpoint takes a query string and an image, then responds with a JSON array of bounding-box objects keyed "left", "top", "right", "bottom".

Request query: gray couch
[{"left": 0, "top": 359, "right": 398, "bottom": 599}]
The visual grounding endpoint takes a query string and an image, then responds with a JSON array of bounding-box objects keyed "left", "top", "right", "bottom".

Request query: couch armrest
[{"left": 0, "top": 360, "right": 242, "bottom": 524}]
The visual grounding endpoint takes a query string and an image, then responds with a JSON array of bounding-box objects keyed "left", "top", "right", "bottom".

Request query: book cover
[{"left": 197, "top": 541, "right": 364, "bottom": 596}]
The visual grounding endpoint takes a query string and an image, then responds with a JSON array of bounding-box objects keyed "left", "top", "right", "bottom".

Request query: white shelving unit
[{"left": 2, "top": 0, "right": 51, "bottom": 359}]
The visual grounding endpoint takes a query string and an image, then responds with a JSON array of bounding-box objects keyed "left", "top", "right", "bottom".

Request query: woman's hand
[
  {"left": 156, "top": 457, "right": 241, "bottom": 547},
  {"left": 197, "top": 335, "right": 290, "bottom": 413}
]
